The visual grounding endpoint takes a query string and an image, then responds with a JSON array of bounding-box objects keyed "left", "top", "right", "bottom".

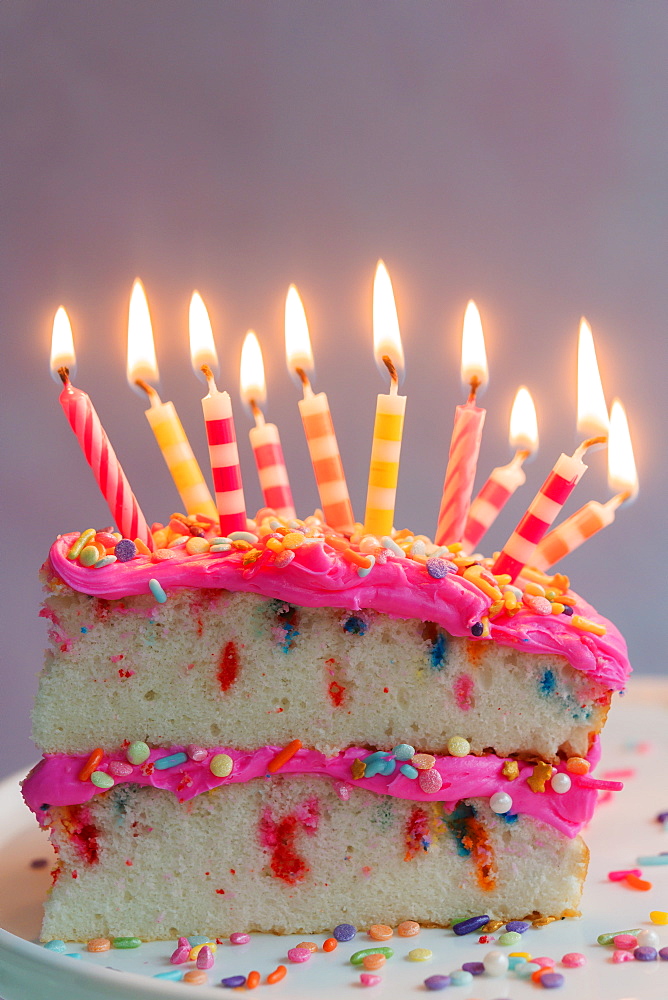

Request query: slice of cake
[{"left": 22, "top": 509, "right": 629, "bottom": 940}]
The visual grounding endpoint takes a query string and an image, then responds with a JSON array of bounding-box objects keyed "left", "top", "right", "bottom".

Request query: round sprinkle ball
[
  {"left": 397, "top": 920, "right": 420, "bottom": 937},
  {"left": 115, "top": 538, "right": 138, "bottom": 562},
  {"left": 360, "top": 973, "right": 381, "bottom": 987},
  {"left": 490, "top": 792, "right": 513, "bottom": 814},
  {"left": 634, "top": 946, "right": 658, "bottom": 961},
  {"left": 287, "top": 947, "right": 311, "bottom": 963},
  {"left": 550, "top": 773, "right": 572, "bottom": 794},
  {"left": 447, "top": 736, "right": 471, "bottom": 757},
  {"left": 637, "top": 929, "right": 660, "bottom": 948},
  {"left": 424, "top": 975, "right": 451, "bottom": 990},
  {"left": 484, "top": 950, "right": 509, "bottom": 976},
  {"left": 127, "top": 741, "right": 150, "bottom": 765},
  {"left": 408, "top": 948, "right": 432, "bottom": 961},
  {"left": 210, "top": 753, "right": 233, "bottom": 778},
  {"left": 470, "top": 621, "right": 484, "bottom": 637},
  {"left": 333, "top": 923, "right": 357, "bottom": 942},
  {"left": 562, "top": 952, "right": 586, "bottom": 967},
  {"left": 540, "top": 972, "right": 565, "bottom": 988},
  {"left": 448, "top": 969, "right": 472, "bottom": 986}
]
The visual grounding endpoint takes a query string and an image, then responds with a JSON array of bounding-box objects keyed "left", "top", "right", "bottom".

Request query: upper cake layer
[{"left": 45, "top": 513, "right": 631, "bottom": 692}]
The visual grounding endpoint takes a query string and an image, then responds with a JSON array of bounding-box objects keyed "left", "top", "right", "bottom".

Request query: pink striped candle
[
  {"left": 491, "top": 436, "right": 605, "bottom": 582},
  {"left": 435, "top": 301, "right": 488, "bottom": 547},
  {"left": 57, "top": 371, "right": 154, "bottom": 548},
  {"left": 201, "top": 365, "right": 247, "bottom": 536}
]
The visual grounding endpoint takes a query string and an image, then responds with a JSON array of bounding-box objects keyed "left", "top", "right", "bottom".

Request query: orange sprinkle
[
  {"left": 78, "top": 748, "right": 104, "bottom": 782},
  {"left": 368, "top": 924, "right": 393, "bottom": 941},
  {"left": 246, "top": 970, "right": 261, "bottom": 989},
  {"left": 324, "top": 534, "right": 349, "bottom": 552},
  {"left": 394, "top": 529, "right": 413, "bottom": 540},
  {"left": 565, "top": 756, "right": 590, "bottom": 775},
  {"left": 558, "top": 594, "right": 577, "bottom": 606},
  {"left": 625, "top": 873, "right": 652, "bottom": 891},
  {"left": 86, "top": 937, "right": 111, "bottom": 952},
  {"left": 570, "top": 615, "right": 607, "bottom": 636},
  {"left": 323, "top": 937, "right": 338, "bottom": 952},
  {"left": 342, "top": 547, "right": 372, "bottom": 569},
  {"left": 532, "top": 967, "right": 553, "bottom": 984},
  {"left": 267, "top": 965, "right": 287, "bottom": 984},
  {"left": 296, "top": 941, "right": 318, "bottom": 952},
  {"left": 363, "top": 954, "right": 386, "bottom": 970},
  {"left": 267, "top": 739, "right": 303, "bottom": 773},
  {"left": 397, "top": 920, "right": 421, "bottom": 937},
  {"left": 265, "top": 538, "right": 284, "bottom": 553},
  {"left": 183, "top": 969, "right": 208, "bottom": 984}
]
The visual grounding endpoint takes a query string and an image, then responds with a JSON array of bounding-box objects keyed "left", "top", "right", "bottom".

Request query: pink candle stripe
[
  {"left": 212, "top": 464, "right": 243, "bottom": 492},
  {"left": 542, "top": 471, "right": 575, "bottom": 504},
  {"left": 253, "top": 442, "right": 283, "bottom": 468},
  {"left": 479, "top": 478, "right": 512, "bottom": 508},
  {"left": 263, "top": 483, "right": 294, "bottom": 513},
  {"left": 201, "top": 376, "right": 247, "bottom": 537},
  {"left": 249, "top": 421, "right": 295, "bottom": 520},
  {"left": 435, "top": 402, "right": 485, "bottom": 546},
  {"left": 59, "top": 378, "right": 153, "bottom": 548},
  {"left": 206, "top": 417, "right": 236, "bottom": 446}
]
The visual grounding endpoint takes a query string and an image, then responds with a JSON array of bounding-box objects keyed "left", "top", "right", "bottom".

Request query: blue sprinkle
[
  {"left": 148, "top": 578, "right": 167, "bottom": 603},
  {"left": 362, "top": 751, "right": 392, "bottom": 763},
  {"left": 426, "top": 556, "right": 457, "bottom": 579},
  {"left": 508, "top": 955, "right": 527, "bottom": 971},
  {"left": 452, "top": 914, "right": 489, "bottom": 936},
  {"left": 378, "top": 758, "right": 396, "bottom": 776},
  {"left": 400, "top": 763, "right": 419, "bottom": 779},
  {"left": 80, "top": 627, "right": 88, "bottom": 633},
  {"left": 154, "top": 969, "right": 184, "bottom": 980},
  {"left": 363, "top": 759, "right": 392, "bottom": 778},
  {"left": 505, "top": 920, "right": 530, "bottom": 933},
  {"left": 221, "top": 975, "right": 247, "bottom": 988},
  {"left": 501, "top": 812, "right": 519, "bottom": 824},
  {"left": 188, "top": 935, "right": 210, "bottom": 946},
  {"left": 429, "top": 631, "right": 448, "bottom": 671},
  {"left": 333, "top": 923, "right": 356, "bottom": 942},
  {"left": 154, "top": 752, "right": 189, "bottom": 770},
  {"left": 449, "top": 969, "right": 473, "bottom": 986},
  {"left": 343, "top": 615, "right": 368, "bottom": 635},
  {"left": 43, "top": 940, "right": 67, "bottom": 952},
  {"left": 393, "top": 744, "right": 415, "bottom": 760},
  {"left": 65, "top": 953, "right": 83, "bottom": 959},
  {"left": 539, "top": 669, "right": 556, "bottom": 696}
]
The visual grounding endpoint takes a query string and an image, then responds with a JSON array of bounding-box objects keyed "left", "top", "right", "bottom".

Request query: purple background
[{"left": 2, "top": 3, "right": 667, "bottom": 779}]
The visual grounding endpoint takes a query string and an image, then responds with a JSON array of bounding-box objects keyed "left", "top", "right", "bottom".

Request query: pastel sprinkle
[
  {"left": 516, "top": 961, "right": 542, "bottom": 977},
  {"left": 86, "top": 938, "right": 111, "bottom": 952},
  {"left": 362, "top": 954, "right": 386, "bottom": 970},
  {"left": 112, "top": 937, "right": 141, "bottom": 949},
  {"left": 448, "top": 969, "right": 472, "bottom": 986},
  {"left": 350, "top": 947, "right": 393, "bottom": 964},
  {"left": 196, "top": 945, "right": 215, "bottom": 969},
  {"left": 90, "top": 771, "right": 114, "bottom": 789},
  {"left": 114, "top": 538, "right": 137, "bottom": 562},
  {"left": 148, "top": 578, "right": 167, "bottom": 603},
  {"left": 154, "top": 969, "right": 184, "bottom": 980},
  {"left": 483, "top": 950, "right": 509, "bottom": 976},
  {"left": 426, "top": 557, "right": 456, "bottom": 579},
  {"left": 561, "top": 952, "right": 586, "bottom": 967},
  {"left": 634, "top": 946, "right": 657, "bottom": 961},
  {"left": 380, "top": 536, "right": 404, "bottom": 557},
  {"left": 418, "top": 768, "right": 443, "bottom": 794},
  {"left": 360, "top": 973, "right": 382, "bottom": 986},
  {"left": 287, "top": 947, "right": 311, "bottom": 963},
  {"left": 183, "top": 969, "right": 208, "bottom": 984},
  {"left": 397, "top": 920, "right": 420, "bottom": 937},
  {"left": 368, "top": 925, "right": 393, "bottom": 941},
  {"left": 612, "top": 934, "right": 637, "bottom": 950},
  {"left": 650, "top": 911, "right": 668, "bottom": 925},
  {"left": 625, "top": 873, "right": 652, "bottom": 890},
  {"left": 79, "top": 545, "right": 100, "bottom": 567},
  {"left": 400, "top": 764, "right": 419, "bottom": 779},
  {"left": 424, "top": 975, "right": 451, "bottom": 990},
  {"left": 407, "top": 948, "right": 432, "bottom": 961},
  {"left": 490, "top": 791, "right": 513, "bottom": 814},
  {"left": 392, "top": 744, "right": 415, "bottom": 760},
  {"left": 296, "top": 941, "right": 318, "bottom": 953},
  {"left": 608, "top": 868, "right": 642, "bottom": 881},
  {"left": 637, "top": 929, "right": 660, "bottom": 948},
  {"left": 540, "top": 972, "right": 565, "bottom": 988},
  {"left": 461, "top": 961, "right": 485, "bottom": 975},
  {"left": 43, "top": 940, "right": 67, "bottom": 952},
  {"left": 154, "top": 752, "right": 188, "bottom": 770},
  {"left": 659, "top": 947, "right": 668, "bottom": 960},
  {"left": 508, "top": 955, "right": 527, "bottom": 970},
  {"left": 505, "top": 920, "right": 530, "bottom": 933},
  {"left": 612, "top": 950, "right": 634, "bottom": 963},
  {"left": 498, "top": 931, "right": 522, "bottom": 946},
  {"left": 597, "top": 928, "right": 642, "bottom": 945},
  {"left": 447, "top": 736, "right": 471, "bottom": 757},
  {"left": 170, "top": 945, "right": 190, "bottom": 964},
  {"left": 210, "top": 754, "right": 233, "bottom": 778},
  {"left": 127, "top": 741, "right": 150, "bottom": 765},
  {"left": 637, "top": 854, "right": 668, "bottom": 865},
  {"left": 229, "top": 932, "right": 250, "bottom": 945},
  {"left": 453, "top": 914, "right": 489, "bottom": 935},
  {"left": 221, "top": 975, "right": 247, "bottom": 987},
  {"left": 334, "top": 923, "right": 357, "bottom": 942},
  {"left": 94, "top": 555, "right": 117, "bottom": 568}
]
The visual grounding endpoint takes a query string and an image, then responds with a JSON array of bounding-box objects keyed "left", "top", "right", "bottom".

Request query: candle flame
[
  {"left": 50, "top": 306, "right": 76, "bottom": 381},
  {"left": 189, "top": 291, "right": 219, "bottom": 376},
  {"left": 577, "top": 317, "right": 609, "bottom": 438},
  {"left": 126, "top": 279, "right": 159, "bottom": 386},
  {"left": 285, "top": 285, "right": 314, "bottom": 377},
  {"left": 373, "top": 260, "right": 404, "bottom": 378},
  {"left": 509, "top": 386, "right": 539, "bottom": 453},
  {"left": 240, "top": 330, "right": 267, "bottom": 408},
  {"left": 608, "top": 399, "right": 638, "bottom": 499},
  {"left": 461, "top": 300, "right": 488, "bottom": 391}
]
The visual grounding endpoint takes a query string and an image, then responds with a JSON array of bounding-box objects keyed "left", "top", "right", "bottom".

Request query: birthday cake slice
[{"left": 23, "top": 510, "right": 629, "bottom": 941}]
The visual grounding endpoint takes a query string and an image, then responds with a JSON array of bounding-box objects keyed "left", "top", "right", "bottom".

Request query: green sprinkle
[
  {"left": 148, "top": 578, "right": 167, "bottom": 603},
  {"left": 127, "top": 741, "right": 150, "bottom": 765},
  {"left": 67, "top": 530, "right": 95, "bottom": 560},
  {"left": 94, "top": 555, "right": 117, "bottom": 569},
  {"left": 90, "top": 771, "right": 114, "bottom": 789},
  {"left": 79, "top": 545, "right": 100, "bottom": 567},
  {"left": 229, "top": 530, "right": 259, "bottom": 543},
  {"left": 498, "top": 931, "right": 522, "bottom": 946},
  {"left": 350, "top": 947, "right": 394, "bottom": 965},
  {"left": 597, "top": 928, "right": 642, "bottom": 946},
  {"left": 112, "top": 937, "right": 142, "bottom": 949}
]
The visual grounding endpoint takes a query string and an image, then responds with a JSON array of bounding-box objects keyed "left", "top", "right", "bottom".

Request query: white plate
[{"left": 1, "top": 678, "right": 668, "bottom": 1000}]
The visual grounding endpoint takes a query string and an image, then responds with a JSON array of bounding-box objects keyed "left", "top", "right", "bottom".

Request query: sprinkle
[
  {"left": 637, "top": 929, "right": 660, "bottom": 948},
  {"left": 115, "top": 538, "right": 138, "bottom": 562},
  {"left": 154, "top": 969, "right": 184, "bottom": 981},
  {"left": 112, "top": 937, "right": 142, "bottom": 949},
  {"left": 350, "top": 947, "right": 394, "bottom": 965},
  {"left": 397, "top": 921, "right": 420, "bottom": 937},
  {"left": 461, "top": 961, "right": 485, "bottom": 975},
  {"left": 597, "top": 928, "right": 642, "bottom": 946},
  {"left": 408, "top": 948, "right": 432, "bottom": 961},
  {"left": 229, "top": 531, "right": 259, "bottom": 544},
  {"left": 196, "top": 945, "right": 215, "bottom": 970},
  {"left": 516, "top": 961, "right": 542, "bottom": 977},
  {"left": 634, "top": 946, "right": 658, "bottom": 961},
  {"left": 221, "top": 975, "right": 247, "bottom": 987},
  {"left": 357, "top": 554, "right": 376, "bottom": 577},
  {"left": 483, "top": 950, "right": 509, "bottom": 976},
  {"left": 540, "top": 972, "right": 565, "bottom": 988},
  {"left": 524, "top": 594, "right": 553, "bottom": 615},
  {"left": 393, "top": 744, "right": 415, "bottom": 760},
  {"left": 424, "top": 975, "right": 451, "bottom": 990},
  {"left": 78, "top": 748, "right": 104, "bottom": 782},
  {"left": 368, "top": 925, "right": 393, "bottom": 941},
  {"left": 188, "top": 936, "right": 208, "bottom": 946},
  {"left": 360, "top": 973, "right": 382, "bottom": 986},
  {"left": 94, "top": 554, "right": 117, "bottom": 568},
  {"left": 267, "top": 739, "right": 303, "bottom": 773},
  {"left": 90, "top": 771, "right": 114, "bottom": 789},
  {"left": 426, "top": 557, "right": 456, "bottom": 579},
  {"left": 127, "top": 741, "right": 150, "bottom": 765},
  {"left": 229, "top": 932, "right": 250, "bottom": 945},
  {"left": 502, "top": 760, "right": 520, "bottom": 781},
  {"left": 79, "top": 544, "right": 100, "bottom": 566},
  {"left": 154, "top": 752, "right": 189, "bottom": 770},
  {"left": 334, "top": 923, "right": 357, "bottom": 942},
  {"left": 508, "top": 955, "right": 527, "bottom": 970},
  {"left": 170, "top": 945, "right": 191, "bottom": 964},
  {"left": 380, "top": 536, "right": 405, "bottom": 557},
  {"left": 186, "top": 536, "right": 210, "bottom": 555},
  {"left": 550, "top": 773, "right": 572, "bottom": 794},
  {"left": 183, "top": 969, "right": 208, "bottom": 984},
  {"left": 282, "top": 532, "right": 304, "bottom": 549},
  {"left": 148, "top": 578, "right": 167, "bottom": 603},
  {"left": 400, "top": 764, "right": 419, "bottom": 779},
  {"left": 570, "top": 614, "right": 606, "bottom": 636},
  {"left": 470, "top": 621, "right": 484, "bottom": 637},
  {"left": 527, "top": 761, "right": 553, "bottom": 793},
  {"left": 418, "top": 768, "right": 443, "bottom": 794},
  {"left": 266, "top": 965, "right": 287, "bottom": 984},
  {"left": 274, "top": 549, "right": 295, "bottom": 569},
  {"left": 448, "top": 969, "right": 472, "bottom": 985},
  {"left": 187, "top": 745, "right": 208, "bottom": 762},
  {"left": 151, "top": 548, "right": 177, "bottom": 562},
  {"left": 499, "top": 931, "right": 522, "bottom": 946},
  {"left": 43, "top": 940, "right": 67, "bottom": 952},
  {"left": 190, "top": 943, "right": 217, "bottom": 960},
  {"left": 67, "top": 529, "right": 96, "bottom": 560},
  {"left": 343, "top": 547, "right": 373, "bottom": 569},
  {"left": 210, "top": 543, "right": 232, "bottom": 553},
  {"left": 660, "top": 947, "right": 668, "bottom": 960},
  {"left": 246, "top": 970, "right": 261, "bottom": 989},
  {"left": 608, "top": 868, "right": 642, "bottom": 881},
  {"left": 295, "top": 941, "right": 318, "bottom": 953},
  {"left": 453, "top": 915, "right": 489, "bottom": 936},
  {"left": 322, "top": 937, "right": 338, "bottom": 951},
  {"left": 625, "top": 873, "right": 652, "bottom": 890},
  {"left": 505, "top": 920, "right": 530, "bottom": 933},
  {"left": 561, "top": 952, "right": 586, "bottom": 967},
  {"left": 637, "top": 854, "right": 668, "bottom": 866},
  {"left": 447, "top": 736, "right": 471, "bottom": 757},
  {"left": 490, "top": 792, "right": 513, "bottom": 814},
  {"left": 287, "top": 947, "right": 311, "bottom": 963},
  {"left": 411, "top": 753, "right": 436, "bottom": 770},
  {"left": 362, "top": 954, "right": 386, "bottom": 970},
  {"left": 210, "top": 754, "right": 234, "bottom": 778},
  {"left": 650, "top": 911, "right": 668, "bottom": 924},
  {"left": 565, "top": 756, "right": 590, "bottom": 775}
]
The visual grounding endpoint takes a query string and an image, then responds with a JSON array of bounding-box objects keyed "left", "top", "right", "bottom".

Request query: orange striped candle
[
  {"left": 285, "top": 285, "right": 354, "bottom": 532},
  {"left": 363, "top": 261, "right": 406, "bottom": 537}
]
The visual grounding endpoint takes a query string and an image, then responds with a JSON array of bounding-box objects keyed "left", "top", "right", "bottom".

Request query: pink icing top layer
[
  {"left": 47, "top": 532, "right": 631, "bottom": 690},
  {"left": 22, "top": 741, "right": 616, "bottom": 839}
]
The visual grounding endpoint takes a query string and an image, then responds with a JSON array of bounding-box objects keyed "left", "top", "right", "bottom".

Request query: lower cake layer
[{"left": 40, "top": 776, "right": 587, "bottom": 941}]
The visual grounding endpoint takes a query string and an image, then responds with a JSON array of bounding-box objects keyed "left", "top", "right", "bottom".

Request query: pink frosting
[
  {"left": 22, "top": 741, "right": 617, "bottom": 839},
  {"left": 46, "top": 532, "right": 631, "bottom": 690}
]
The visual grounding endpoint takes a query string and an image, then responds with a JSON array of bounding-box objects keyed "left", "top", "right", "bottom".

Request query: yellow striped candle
[{"left": 127, "top": 281, "right": 217, "bottom": 520}]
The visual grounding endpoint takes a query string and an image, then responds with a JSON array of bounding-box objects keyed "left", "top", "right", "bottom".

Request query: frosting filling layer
[{"left": 22, "top": 741, "right": 620, "bottom": 839}]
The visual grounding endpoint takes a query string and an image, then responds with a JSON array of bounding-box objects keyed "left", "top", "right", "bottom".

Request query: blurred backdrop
[{"left": 2, "top": 2, "right": 667, "bottom": 777}]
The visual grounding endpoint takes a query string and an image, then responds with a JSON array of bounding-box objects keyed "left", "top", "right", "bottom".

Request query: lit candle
[
  {"left": 531, "top": 400, "right": 637, "bottom": 570},
  {"left": 462, "top": 386, "right": 538, "bottom": 554},
  {"left": 240, "top": 330, "right": 296, "bottom": 519},
  {"left": 577, "top": 317, "right": 609, "bottom": 442},
  {"left": 50, "top": 307, "right": 154, "bottom": 548},
  {"left": 189, "top": 293, "right": 247, "bottom": 535},
  {"left": 435, "top": 301, "right": 488, "bottom": 547},
  {"left": 127, "top": 282, "right": 217, "bottom": 521},
  {"left": 363, "top": 261, "right": 406, "bottom": 537},
  {"left": 285, "top": 284, "right": 354, "bottom": 532}
]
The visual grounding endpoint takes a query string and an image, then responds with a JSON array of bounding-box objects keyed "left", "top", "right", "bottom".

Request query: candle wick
[
  {"left": 573, "top": 434, "right": 608, "bottom": 460},
  {"left": 610, "top": 489, "right": 632, "bottom": 508},
  {"left": 295, "top": 367, "right": 313, "bottom": 398},
  {"left": 135, "top": 378, "right": 162, "bottom": 407},
  {"left": 514, "top": 448, "right": 531, "bottom": 464},
  {"left": 467, "top": 375, "right": 481, "bottom": 404},
  {"left": 250, "top": 399, "right": 265, "bottom": 427},
  {"left": 382, "top": 355, "right": 399, "bottom": 394},
  {"left": 57, "top": 366, "right": 70, "bottom": 386},
  {"left": 201, "top": 364, "right": 218, "bottom": 394}
]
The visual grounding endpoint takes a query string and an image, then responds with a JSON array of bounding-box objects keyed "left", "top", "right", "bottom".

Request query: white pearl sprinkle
[
  {"left": 483, "top": 950, "right": 509, "bottom": 976},
  {"left": 490, "top": 791, "right": 513, "bottom": 814},
  {"left": 551, "top": 772, "right": 572, "bottom": 794}
]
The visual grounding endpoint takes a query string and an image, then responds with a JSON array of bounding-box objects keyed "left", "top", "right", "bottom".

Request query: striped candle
[
  {"left": 201, "top": 365, "right": 247, "bottom": 536},
  {"left": 298, "top": 387, "right": 355, "bottom": 532},
  {"left": 363, "top": 369, "right": 406, "bottom": 537},
  {"left": 58, "top": 371, "right": 154, "bottom": 548},
  {"left": 462, "top": 450, "right": 528, "bottom": 554},
  {"left": 530, "top": 496, "right": 624, "bottom": 571},
  {"left": 491, "top": 442, "right": 604, "bottom": 582},
  {"left": 249, "top": 413, "right": 295, "bottom": 519}
]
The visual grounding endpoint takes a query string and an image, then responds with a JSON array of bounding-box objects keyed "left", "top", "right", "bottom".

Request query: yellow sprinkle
[
  {"left": 265, "top": 537, "right": 284, "bottom": 553},
  {"left": 509, "top": 951, "right": 532, "bottom": 960},
  {"left": 282, "top": 532, "right": 304, "bottom": 549},
  {"left": 168, "top": 534, "right": 190, "bottom": 548},
  {"left": 523, "top": 581, "right": 546, "bottom": 597},
  {"left": 650, "top": 911, "right": 668, "bottom": 925},
  {"left": 488, "top": 600, "right": 504, "bottom": 619},
  {"left": 502, "top": 760, "right": 520, "bottom": 781},
  {"left": 504, "top": 593, "right": 518, "bottom": 611},
  {"left": 480, "top": 615, "right": 491, "bottom": 638},
  {"left": 447, "top": 736, "right": 470, "bottom": 757},
  {"left": 185, "top": 536, "right": 210, "bottom": 555},
  {"left": 570, "top": 615, "right": 607, "bottom": 636},
  {"left": 408, "top": 948, "right": 432, "bottom": 961},
  {"left": 559, "top": 594, "right": 577, "bottom": 606},
  {"left": 134, "top": 537, "right": 151, "bottom": 556},
  {"left": 493, "top": 574, "right": 512, "bottom": 585},
  {"left": 551, "top": 602, "right": 565, "bottom": 615},
  {"left": 232, "top": 539, "right": 253, "bottom": 551},
  {"left": 189, "top": 942, "right": 217, "bottom": 961},
  {"left": 462, "top": 567, "right": 503, "bottom": 602},
  {"left": 447, "top": 542, "right": 463, "bottom": 553},
  {"left": 152, "top": 528, "right": 169, "bottom": 548}
]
